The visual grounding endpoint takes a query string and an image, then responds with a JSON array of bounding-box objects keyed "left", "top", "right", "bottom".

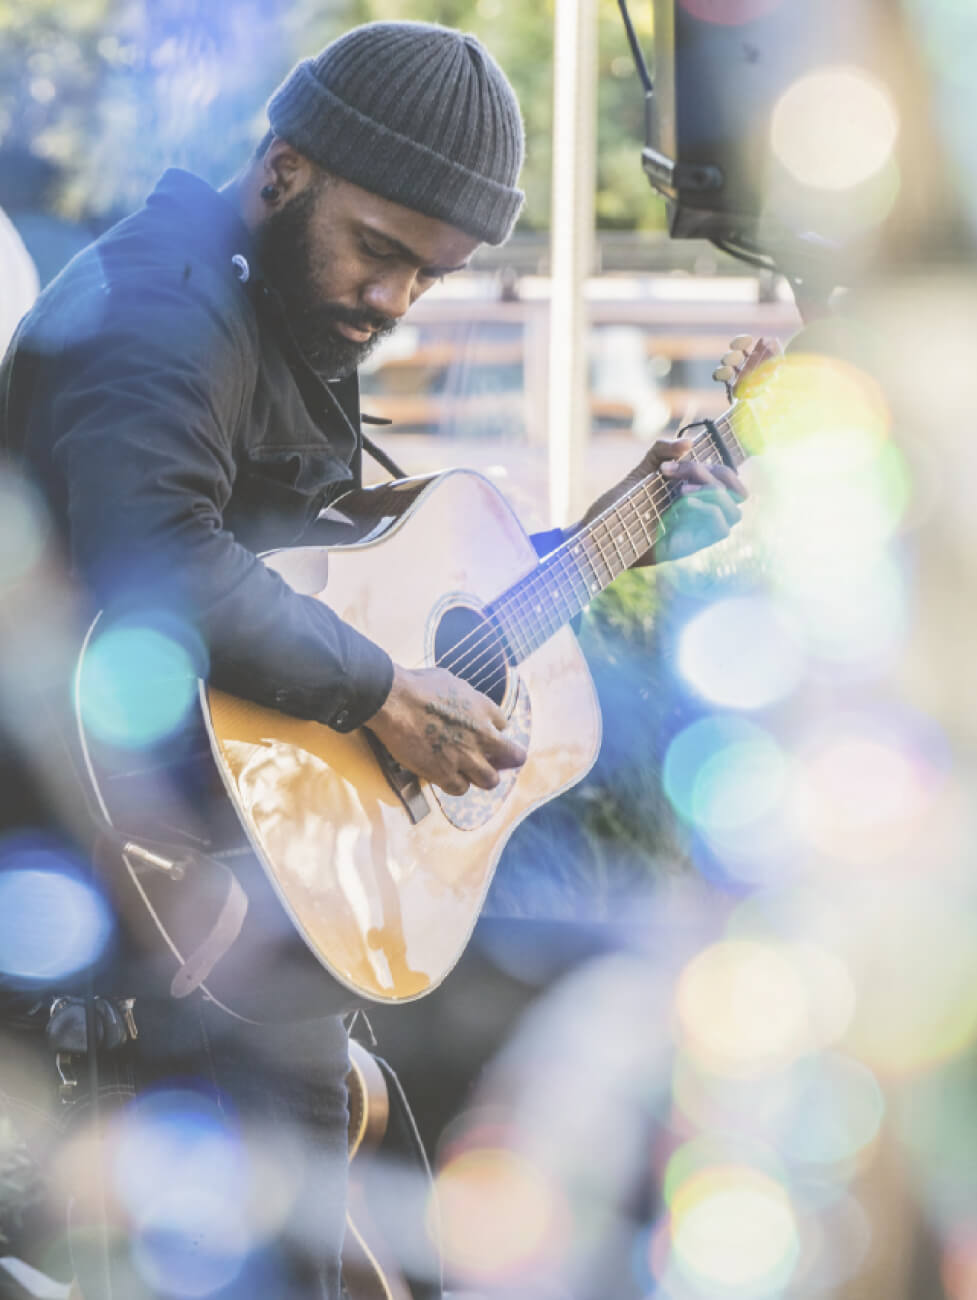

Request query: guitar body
[
  {"left": 80, "top": 470, "right": 600, "bottom": 1020},
  {"left": 205, "top": 470, "right": 601, "bottom": 1005}
]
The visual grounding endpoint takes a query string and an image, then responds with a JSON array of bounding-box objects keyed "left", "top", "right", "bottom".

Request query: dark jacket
[{"left": 0, "top": 170, "right": 392, "bottom": 732}]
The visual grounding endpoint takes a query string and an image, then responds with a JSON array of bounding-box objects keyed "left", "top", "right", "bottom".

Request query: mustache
[{"left": 310, "top": 302, "right": 398, "bottom": 337}]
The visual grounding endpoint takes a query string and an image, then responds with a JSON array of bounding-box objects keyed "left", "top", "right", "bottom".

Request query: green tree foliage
[{"left": 0, "top": 0, "right": 662, "bottom": 230}]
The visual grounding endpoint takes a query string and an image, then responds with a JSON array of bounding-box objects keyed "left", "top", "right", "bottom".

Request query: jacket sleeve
[{"left": 46, "top": 274, "right": 392, "bottom": 732}]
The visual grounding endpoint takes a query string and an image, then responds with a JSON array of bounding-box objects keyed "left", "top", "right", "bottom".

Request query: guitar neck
[{"left": 489, "top": 404, "right": 752, "bottom": 667}]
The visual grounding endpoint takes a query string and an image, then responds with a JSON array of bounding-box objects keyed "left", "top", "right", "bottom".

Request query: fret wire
[
  {"left": 517, "top": 574, "right": 548, "bottom": 654},
  {"left": 590, "top": 518, "right": 621, "bottom": 583},
  {"left": 525, "top": 558, "right": 568, "bottom": 639},
  {"left": 611, "top": 494, "right": 653, "bottom": 561},
  {"left": 618, "top": 497, "right": 649, "bottom": 558},
  {"left": 491, "top": 598, "right": 529, "bottom": 664},
  {"left": 553, "top": 552, "right": 585, "bottom": 619},
  {"left": 603, "top": 508, "right": 634, "bottom": 571},
  {"left": 519, "top": 564, "right": 561, "bottom": 648},
  {"left": 713, "top": 414, "right": 738, "bottom": 458},
  {"left": 569, "top": 533, "right": 604, "bottom": 600},
  {"left": 561, "top": 545, "right": 593, "bottom": 609},
  {"left": 716, "top": 411, "right": 746, "bottom": 465},
  {"left": 499, "top": 421, "right": 743, "bottom": 667},
  {"left": 581, "top": 524, "right": 615, "bottom": 588},
  {"left": 504, "top": 575, "right": 540, "bottom": 658}
]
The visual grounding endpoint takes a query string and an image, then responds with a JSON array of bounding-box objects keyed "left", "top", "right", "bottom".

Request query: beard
[{"left": 257, "top": 185, "right": 398, "bottom": 380}]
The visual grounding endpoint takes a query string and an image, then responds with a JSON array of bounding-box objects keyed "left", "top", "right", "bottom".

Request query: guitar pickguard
[{"left": 431, "top": 676, "right": 532, "bottom": 831}]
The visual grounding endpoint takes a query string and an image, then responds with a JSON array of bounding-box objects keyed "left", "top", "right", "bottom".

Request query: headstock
[{"left": 712, "top": 334, "right": 783, "bottom": 402}]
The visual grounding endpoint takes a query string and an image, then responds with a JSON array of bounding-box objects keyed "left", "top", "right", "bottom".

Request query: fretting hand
[{"left": 568, "top": 435, "right": 748, "bottom": 567}]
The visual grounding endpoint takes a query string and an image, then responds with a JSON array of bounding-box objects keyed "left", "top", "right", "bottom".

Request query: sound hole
[{"left": 434, "top": 604, "right": 509, "bottom": 707}]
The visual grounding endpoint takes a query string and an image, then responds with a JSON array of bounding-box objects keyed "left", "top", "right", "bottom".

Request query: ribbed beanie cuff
[{"left": 266, "top": 23, "right": 525, "bottom": 246}]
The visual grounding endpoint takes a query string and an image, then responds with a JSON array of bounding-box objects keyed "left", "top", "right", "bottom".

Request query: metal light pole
[{"left": 548, "top": 0, "right": 599, "bottom": 527}]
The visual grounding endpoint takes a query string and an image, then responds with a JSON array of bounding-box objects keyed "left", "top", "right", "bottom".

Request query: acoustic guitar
[{"left": 76, "top": 340, "right": 774, "bottom": 1022}]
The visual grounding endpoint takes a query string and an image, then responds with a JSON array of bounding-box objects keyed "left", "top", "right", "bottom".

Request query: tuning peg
[
  {"left": 712, "top": 365, "right": 735, "bottom": 384},
  {"left": 721, "top": 349, "right": 745, "bottom": 368},
  {"left": 730, "top": 334, "right": 754, "bottom": 351}
]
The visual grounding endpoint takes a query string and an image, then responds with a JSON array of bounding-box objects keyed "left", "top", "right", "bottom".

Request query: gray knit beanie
[{"left": 266, "top": 21, "right": 525, "bottom": 246}]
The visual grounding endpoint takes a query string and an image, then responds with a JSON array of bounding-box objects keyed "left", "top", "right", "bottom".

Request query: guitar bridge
[{"left": 363, "top": 731, "right": 431, "bottom": 824}]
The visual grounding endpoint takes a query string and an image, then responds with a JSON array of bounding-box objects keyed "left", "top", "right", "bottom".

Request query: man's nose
[{"left": 362, "top": 270, "right": 416, "bottom": 321}]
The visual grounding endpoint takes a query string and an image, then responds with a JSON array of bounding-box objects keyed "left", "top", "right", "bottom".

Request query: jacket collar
[{"left": 147, "top": 169, "right": 260, "bottom": 278}]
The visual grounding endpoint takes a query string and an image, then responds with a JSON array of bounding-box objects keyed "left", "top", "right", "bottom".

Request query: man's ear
[{"left": 262, "top": 137, "right": 316, "bottom": 201}]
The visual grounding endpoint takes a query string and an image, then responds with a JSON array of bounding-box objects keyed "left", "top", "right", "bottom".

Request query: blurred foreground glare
[
  {"left": 51, "top": 1087, "right": 310, "bottom": 1298},
  {"left": 431, "top": 270, "right": 977, "bottom": 1300},
  {"left": 78, "top": 621, "right": 199, "bottom": 749},
  {"left": 770, "top": 66, "right": 900, "bottom": 192},
  {"left": 0, "top": 834, "right": 113, "bottom": 981}
]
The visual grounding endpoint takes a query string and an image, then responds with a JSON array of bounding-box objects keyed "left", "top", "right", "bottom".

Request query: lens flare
[
  {"left": 130, "top": 1190, "right": 247, "bottom": 1298},
  {"left": 670, "top": 1164, "right": 800, "bottom": 1295},
  {"left": 783, "top": 553, "right": 907, "bottom": 669},
  {"left": 0, "top": 471, "right": 48, "bottom": 586},
  {"left": 843, "top": 887, "right": 977, "bottom": 1075},
  {"left": 782, "top": 1053, "right": 885, "bottom": 1169},
  {"left": 898, "top": 1059, "right": 977, "bottom": 1235},
  {"left": 663, "top": 715, "right": 788, "bottom": 842},
  {"left": 678, "top": 595, "right": 805, "bottom": 710},
  {"left": 676, "top": 940, "right": 813, "bottom": 1077},
  {"left": 736, "top": 351, "right": 891, "bottom": 448},
  {"left": 0, "top": 838, "right": 112, "bottom": 981},
  {"left": 432, "top": 1147, "right": 565, "bottom": 1283},
  {"left": 679, "top": 0, "right": 785, "bottom": 24},
  {"left": 790, "top": 716, "right": 945, "bottom": 866},
  {"left": 108, "top": 1090, "right": 253, "bottom": 1297},
  {"left": 113, "top": 1090, "right": 246, "bottom": 1223},
  {"left": 79, "top": 623, "right": 198, "bottom": 748},
  {"left": 758, "top": 433, "right": 905, "bottom": 598},
  {"left": 771, "top": 66, "right": 900, "bottom": 191}
]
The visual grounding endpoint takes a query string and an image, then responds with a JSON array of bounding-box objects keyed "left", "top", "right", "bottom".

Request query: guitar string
[
  {"left": 433, "top": 414, "right": 747, "bottom": 693},
  {"left": 430, "top": 415, "right": 747, "bottom": 694},
  {"left": 425, "top": 348, "right": 769, "bottom": 697},
  {"left": 439, "top": 466, "right": 677, "bottom": 690},
  {"left": 462, "top": 426, "right": 745, "bottom": 692},
  {"left": 460, "top": 435, "right": 747, "bottom": 699}
]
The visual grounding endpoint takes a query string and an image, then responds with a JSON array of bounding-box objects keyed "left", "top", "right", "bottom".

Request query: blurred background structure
[{"left": 4, "top": 1, "right": 977, "bottom": 1298}]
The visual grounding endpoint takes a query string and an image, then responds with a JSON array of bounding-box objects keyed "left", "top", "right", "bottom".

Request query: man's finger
[
  {"left": 710, "top": 463, "right": 749, "bottom": 500},
  {"left": 487, "top": 731, "right": 528, "bottom": 770},
  {"left": 679, "top": 485, "right": 742, "bottom": 527},
  {"left": 662, "top": 458, "right": 716, "bottom": 488},
  {"left": 463, "top": 758, "right": 502, "bottom": 791},
  {"left": 648, "top": 437, "right": 692, "bottom": 469},
  {"left": 441, "top": 775, "right": 471, "bottom": 796}
]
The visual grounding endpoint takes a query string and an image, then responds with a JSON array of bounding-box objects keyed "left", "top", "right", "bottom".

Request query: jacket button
[{"left": 333, "top": 709, "right": 350, "bottom": 729}]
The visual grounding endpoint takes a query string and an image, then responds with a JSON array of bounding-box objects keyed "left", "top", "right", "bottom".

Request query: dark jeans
[{"left": 0, "top": 995, "right": 350, "bottom": 1300}]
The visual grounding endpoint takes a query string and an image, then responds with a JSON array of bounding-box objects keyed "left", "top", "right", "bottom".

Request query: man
[{"left": 0, "top": 20, "right": 746, "bottom": 1298}]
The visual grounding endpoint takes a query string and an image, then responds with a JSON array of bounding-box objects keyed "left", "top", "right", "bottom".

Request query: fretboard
[{"left": 489, "top": 400, "right": 754, "bottom": 666}]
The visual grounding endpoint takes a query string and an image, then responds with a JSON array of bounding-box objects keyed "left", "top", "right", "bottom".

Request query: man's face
[{"left": 258, "top": 173, "right": 481, "bottom": 379}]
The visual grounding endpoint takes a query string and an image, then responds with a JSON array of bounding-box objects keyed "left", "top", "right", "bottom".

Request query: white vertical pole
[{"left": 548, "top": 0, "right": 598, "bottom": 527}]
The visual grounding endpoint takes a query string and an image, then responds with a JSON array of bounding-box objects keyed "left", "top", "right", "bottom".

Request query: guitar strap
[
  {"left": 89, "top": 832, "right": 250, "bottom": 1001},
  {"left": 166, "top": 860, "right": 249, "bottom": 999},
  {"left": 360, "top": 423, "right": 407, "bottom": 481}
]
